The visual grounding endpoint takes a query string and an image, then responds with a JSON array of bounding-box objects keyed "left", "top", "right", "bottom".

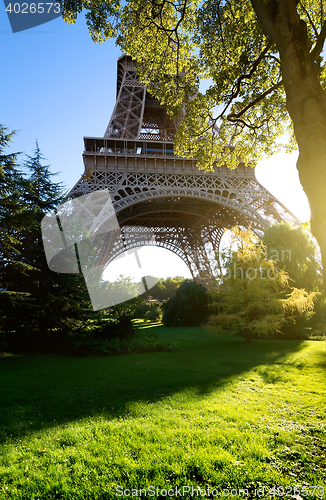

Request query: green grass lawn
[{"left": 0, "top": 325, "right": 325, "bottom": 499}]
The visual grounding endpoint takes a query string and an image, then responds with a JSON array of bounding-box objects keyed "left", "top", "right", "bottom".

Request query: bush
[
  {"left": 163, "top": 280, "right": 208, "bottom": 327},
  {"left": 145, "top": 306, "right": 163, "bottom": 322},
  {"left": 95, "top": 315, "right": 136, "bottom": 341},
  {"left": 72, "top": 319, "right": 176, "bottom": 356}
]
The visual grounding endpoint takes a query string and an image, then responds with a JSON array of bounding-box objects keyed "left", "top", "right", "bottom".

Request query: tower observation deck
[{"left": 69, "top": 55, "right": 300, "bottom": 284}]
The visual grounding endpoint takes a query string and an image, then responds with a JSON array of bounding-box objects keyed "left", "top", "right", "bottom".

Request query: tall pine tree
[
  {"left": 0, "top": 126, "right": 35, "bottom": 349},
  {"left": 0, "top": 141, "right": 91, "bottom": 352},
  {"left": 0, "top": 126, "right": 32, "bottom": 287}
]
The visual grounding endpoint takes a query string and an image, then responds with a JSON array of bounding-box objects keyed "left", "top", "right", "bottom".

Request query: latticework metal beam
[{"left": 68, "top": 55, "right": 301, "bottom": 283}]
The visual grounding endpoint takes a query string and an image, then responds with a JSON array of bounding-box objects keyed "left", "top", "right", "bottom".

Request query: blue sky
[
  {"left": 0, "top": 11, "right": 311, "bottom": 280},
  {"left": 1, "top": 12, "right": 122, "bottom": 189}
]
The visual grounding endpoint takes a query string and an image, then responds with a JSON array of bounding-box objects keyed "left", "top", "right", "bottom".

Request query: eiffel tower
[{"left": 69, "top": 54, "right": 300, "bottom": 285}]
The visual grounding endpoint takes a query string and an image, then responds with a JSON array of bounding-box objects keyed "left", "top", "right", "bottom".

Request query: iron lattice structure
[{"left": 69, "top": 55, "right": 300, "bottom": 284}]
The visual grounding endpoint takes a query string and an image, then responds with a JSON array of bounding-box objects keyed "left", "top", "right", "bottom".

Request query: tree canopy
[
  {"left": 61, "top": 0, "right": 326, "bottom": 278},
  {"left": 61, "top": 0, "right": 294, "bottom": 168},
  {"left": 147, "top": 276, "right": 185, "bottom": 300}
]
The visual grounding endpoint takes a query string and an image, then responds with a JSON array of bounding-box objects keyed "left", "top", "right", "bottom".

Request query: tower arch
[{"left": 69, "top": 55, "right": 300, "bottom": 285}]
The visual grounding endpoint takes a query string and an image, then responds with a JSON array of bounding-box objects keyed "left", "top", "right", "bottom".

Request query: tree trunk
[
  {"left": 244, "top": 287, "right": 251, "bottom": 342},
  {"left": 251, "top": 0, "right": 326, "bottom": 288},
  {"left": 245, "top": 326, "right": 251, "bottom": 343}
]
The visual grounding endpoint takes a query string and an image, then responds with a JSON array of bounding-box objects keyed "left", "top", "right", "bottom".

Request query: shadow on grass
[{"left": 0, "top": 326, "right": 308, "bottom": 443}]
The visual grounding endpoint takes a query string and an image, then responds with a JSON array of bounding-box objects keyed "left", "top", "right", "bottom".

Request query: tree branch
[
  {"left": 213, "top": 43, "right": 274, "bottom": 121},
  {"left": 299, "top": 0, "right": 318, "bottom": 38},
  {"left": 227, "top": 81, "right": 283, "bottom": 122},
  {"left": 229, "top": 116, "right": 272, "bottom": 131},
  {"left": 231, "top": 42, "right": 273, "bottom": 101},
  {"left": 311, "top": 20, "right": 326, "bottom": 61}
]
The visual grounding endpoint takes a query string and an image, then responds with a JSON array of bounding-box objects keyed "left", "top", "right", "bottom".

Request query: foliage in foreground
[
  {"left": 0, "top": 326, "right": 324, "bottom": 499},
  {"left": 207, "top": 228, "right": 316, "bottom": 343}
]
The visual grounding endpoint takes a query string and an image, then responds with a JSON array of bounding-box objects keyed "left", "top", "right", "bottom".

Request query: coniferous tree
[
  {"left": 7, "top": 142, "right": 65, "bottom": 291},
  {"left": 163, "top": 280, "right": 208, "bottom": 326},
  {"left": 262, "top": 223, "right": 320, "bottom": 292},
  {"left": 0, "top": 141, "right": 91, "bottom": 352},
  {"left": 207, "top": 228, "right": 316, "bottom": 343},
  {"left": 0, "top": 127, "right": 36, "bottom": 348},
  {"left": 0, "top": 126, "right": 32, "bottom": 287}
]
